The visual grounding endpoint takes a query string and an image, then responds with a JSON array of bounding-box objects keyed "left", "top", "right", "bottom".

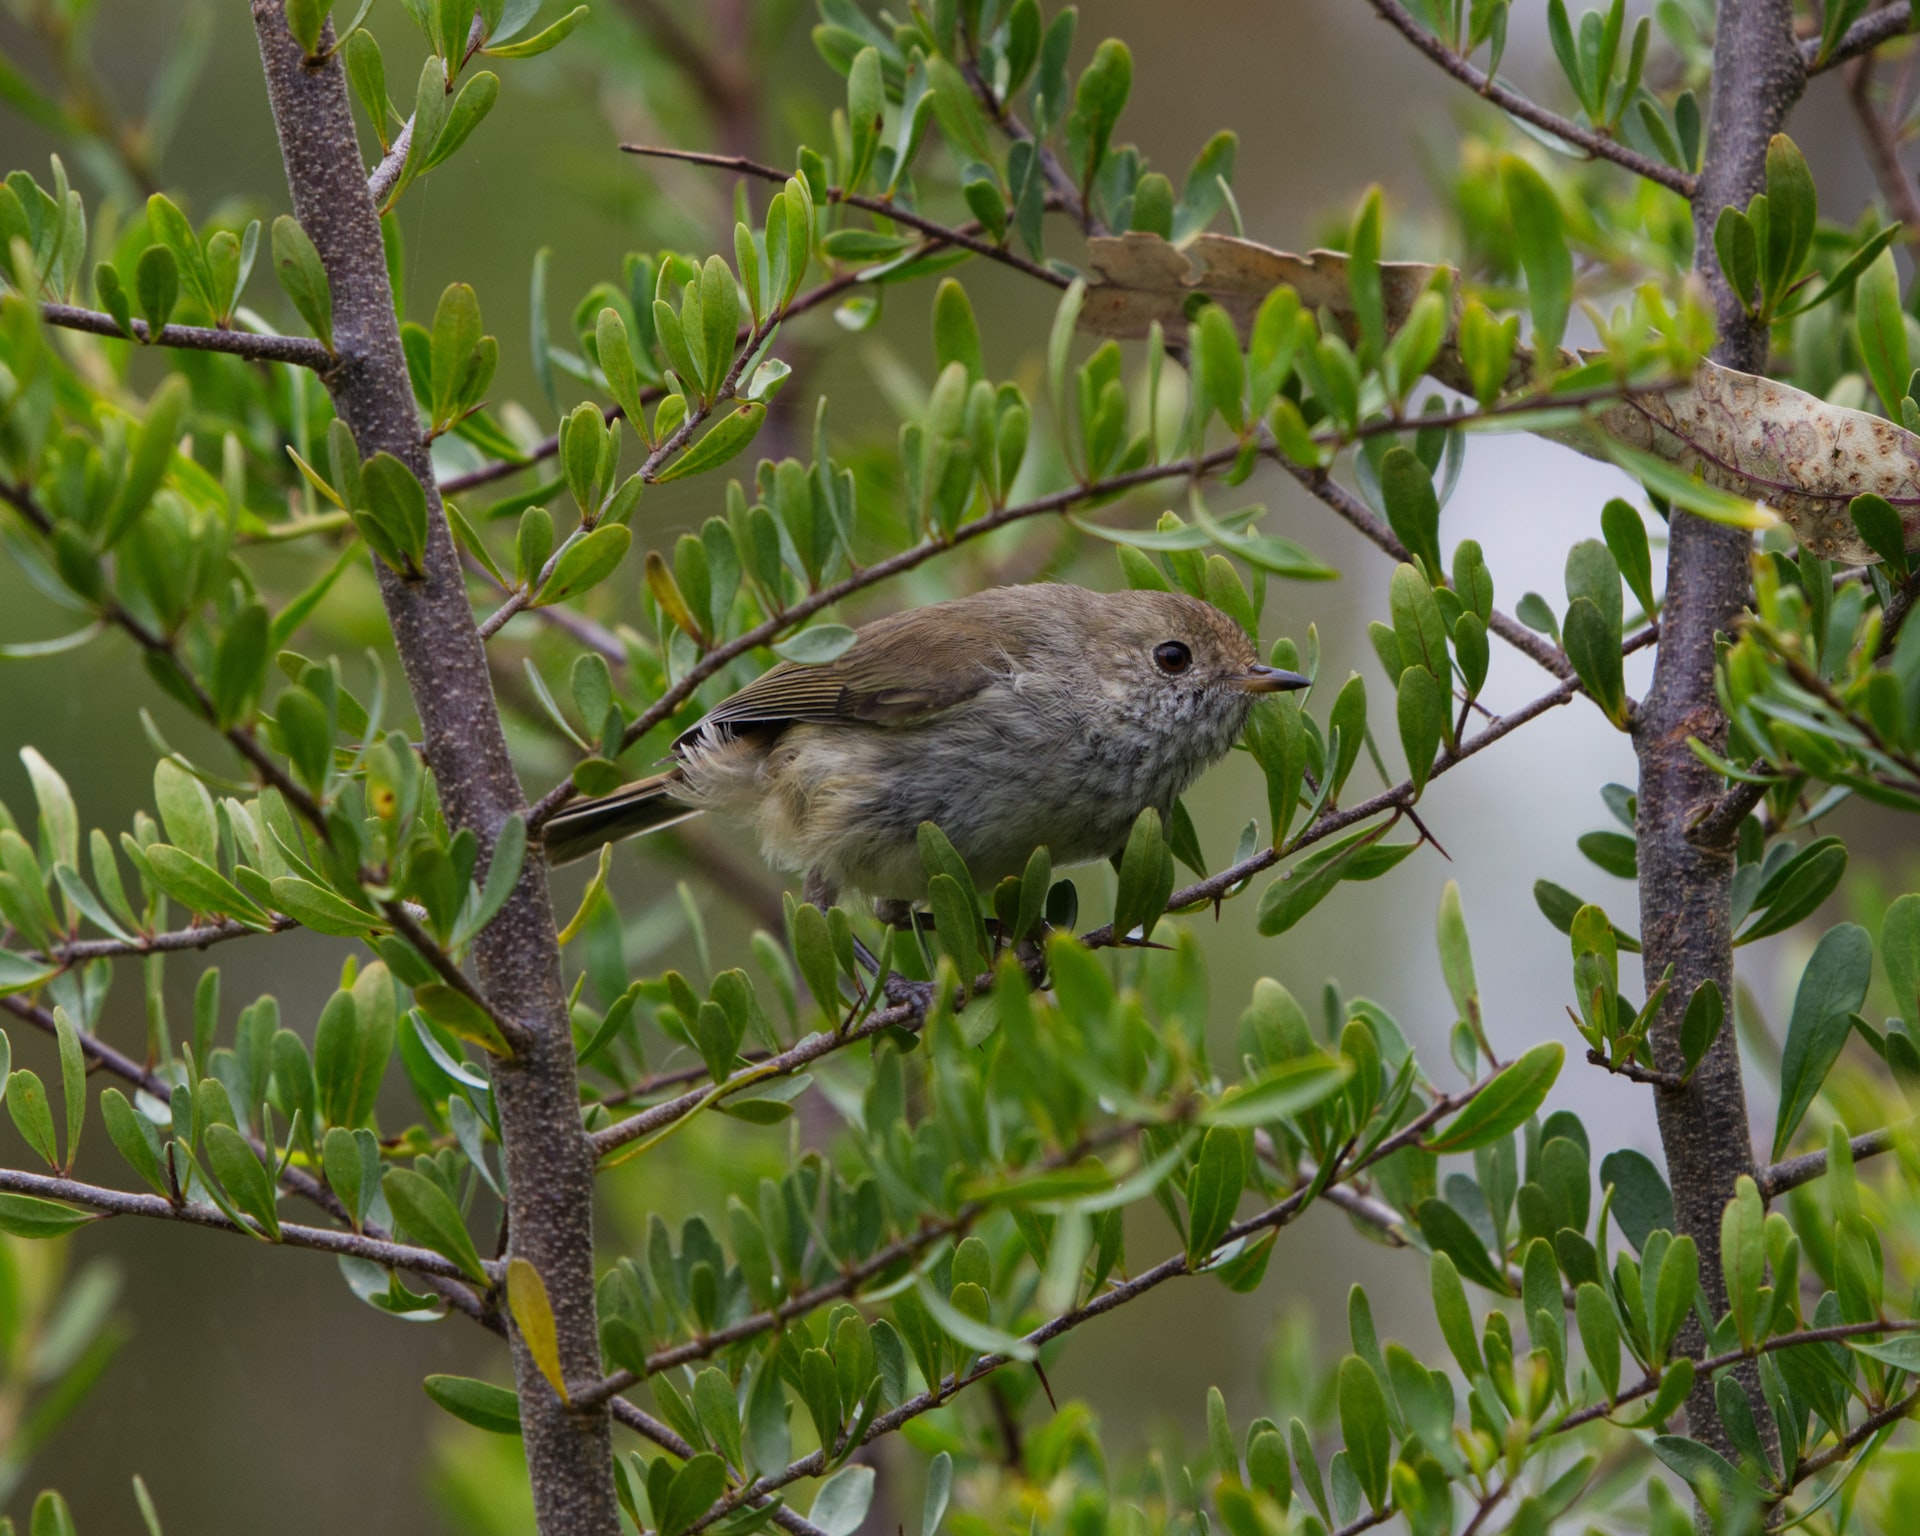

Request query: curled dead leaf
[{"left": 1079, "top": 231, "right": 1920, "bottom": 562}]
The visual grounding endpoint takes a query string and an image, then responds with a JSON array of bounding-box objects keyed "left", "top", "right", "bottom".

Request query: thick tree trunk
[
  {"left": 249, "top": 8, "right": 619, "bottom": 1532},
  {"left": 1634, "top": 0, "right": 1803, "bottom": 1462}
]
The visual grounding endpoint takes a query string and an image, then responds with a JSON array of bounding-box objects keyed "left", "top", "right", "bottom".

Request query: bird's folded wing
[{"left": 678, "top": 606, "right": 1015, "bottom": 744}]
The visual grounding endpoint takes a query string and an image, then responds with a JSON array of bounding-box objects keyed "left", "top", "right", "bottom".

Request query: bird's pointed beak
[{"left": 1235, "top": 663, "right": 1313, "bottom": 693}]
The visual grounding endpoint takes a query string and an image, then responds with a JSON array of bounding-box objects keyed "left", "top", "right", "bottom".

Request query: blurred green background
[{"left": 0, "top": 1, "right": 1895, "bottom": 1530}]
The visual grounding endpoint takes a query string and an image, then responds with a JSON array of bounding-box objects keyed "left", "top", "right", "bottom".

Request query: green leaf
[
  {"left": 1416, "top": 1198, "right": 1508, "bottom": 1292},
  {"left": 697, "top": 254, "right": 741, "bottom": 400},
  {"left": 1651, "top": 1433, "right": 1759, "bottom": 1504},
  {"left": 1850, "top": 1334, "right": 1920, "bottom": 1371},
  {"left": 455, "top": 814, "right": 526, "bottom": 946},
  {"left": 322, "top": 1124, "right": 380, "bottom": 1229},
  {"left": 360, "top": 453, "right": 430, "bottom": 573},
  {"left": 144, "top": 845, "right": 271, "bottom": 927},
  {"left": 1883, "top": 893, "right": 1920, "bottom": 1029},
  {"left": 104, "top": 375, "right": 188, "bottom": 545},
  {"left": 1762, "top": 134, "right": 1816, "bottom": 315},
  {"left": 424, "top": 1374, "right": 521, "bottom": 1433},
  {"left": 1679, "top": 979, "right": 1723, "bottom": 1079},
  {"left": 537, "top": 522, "right": 633, "bottom": 606},
  {"left": 1429, "top": 1251, "right": 1484, "bottom": 1374},
  {"left": 912, "top": 1275, "right": 1036, "bottom": 1361},
  {"left": 1255, "top": 826, "right": 1397, "bottom": 936},
  {"left": 1194, "top": 304, "right": 1246, "bottom": 433},
  {"left": 1856, "top": 247, "right": 1912, "bottom": 418},
  {"left": 1396, "top": 665, "right": 1446, "bottom": 795},
  {"left": 1713, "top": 206, "right": 1759, "bottom": 315},
  {"left": 810, "top": 1465, "right": 875, "bottom": 1536},
  {"left": 135, "top": 245, "right": 178, "bottom": 335},
  {"left": 270, "top": 876, "right": 382, "bottom": 937},
  {"left": 102, "top": 1087, "right": 168, "bottom": 1195},
  {"left": 1598, "top": 1148, "right": 1673, "bottom": 1252},
  {"left": 52, "top": 1005, "right": 83, "bottom": 1170},
  {"left": 1336, "top": 1356, "right": 1391, "bottom": 1510},
  {"left": 211, "top": 604, "right": 269, "bottom": 728},
  {"left": 1575, "top": 1281, "right": 1621, "bottom": 1401},
  {"left": 384, "top": 1167, "right": 489, "bottom": 1282},
  {"left": 414, "top": 984, "right": 511, "bottom": 1057},
  {"left": 429, "top": 281, "right": 483, "bottom": 425},
  {"left": 659, "top": 1454, "right": 729, "bottom": 1536},
  {"left": 1721, "top": 1175, "right": 1766, "bottom": 1348},
  {"left": 0, "top": 950, "right": 57, "bottom": 995},
  {"left": 286, "top": 0, "right": 334, "bottom": 56},
  {"left": 1850, "top": 492, "right": 1910, "bottom": 579},
  {"left": 1426, "top": 1042, "right": 1565, "bottom": 1152},
  {"left": 422, "top": 71, "right": 500, "bottom": 172},
  {"left": 1773, "top": 922, "right": 1873, "bottom": 1158},
  {"left": 1186, "top": 1125, "right": 1247, "bottom": 1266},
  {"left": 1500, "top": 155, "right": 1572, "bottom": 357},
  {"left": 1204, "top": 1055, "right": 1351, "bottom": 1128},
  {"left": 1603, "top": 439, "right": 1778, "bottom": 530},
  {"left": 1380, "top": 447, "right": 1441, "bottom": 576},
  {"left": 1600, "top": 499, "right": 1657, "bottom": 616},
  {"left": 0, "top": 1192, "right": 95, "bottom": 1239},
  {"left": 1650, "top": 1234, "right": 1699, "bottom": 1365},
  {"left": 482, "top": 3, "right": 587, "bottom": 58},
  {"left": 203, "top": 1122, "right": 282, "bottom": 1239},
  {"left": 313, "top": 974, "right": 395, "bottom": 1129},
  {"left": 655, "top": 402, "right": 766, "bottom": 483},
  {"left": 1436, "top": 880, "right": 1478, "bottom": 1030},
  {"left": 1564, "top": 597, "right": 1627, "bottom": 726},
  {"left": 271, "top": 215, "right": 332, "bottom": 351}
]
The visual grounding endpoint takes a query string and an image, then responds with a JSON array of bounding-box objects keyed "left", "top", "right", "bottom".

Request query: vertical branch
[
  {"left": 1846, "top": 55, "right": 1920, "bottom": 239},
  {"left": 247, "top": 7, "right": 618, "bottom": 1533},
  {"left": 1633, "top": 0, "right": 1804, "bottom": 1460}
]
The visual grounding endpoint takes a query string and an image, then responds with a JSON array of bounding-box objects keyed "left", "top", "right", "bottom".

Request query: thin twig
[
  {"left": 365, "top": 114, "right": 414, "bottom": 208},
  {"left": 0, "top": 1165, "right": 494, "bottom": 1282},
  {"left": 1846, "top": 55, "right": 1920, "bottom": 239},
  {"left": 38, "top": 303, "right": 336, "bottom": 369},
  {"left": 620, "top": 144, "right": 1071, "bottom": 290},
  {"left": 1760, "top": 1122, "right": 1909, "bottom": 1198},
  {"left": 1366, "top": 0, "right": 1697, "bottom": 196},
  {"left": 1779, "top": 1383, "right": 1920, "bottom": 1488},
  {"left": 1585, "top": 1047, "right": 1687, "bottom": 1089},
  {"left": 1804, "top": 3, "right": 1913, "bottom": 74},
  {"left": 1686, "top": 764, "right": 1781, "bottom": 849},
  {"left": 28, "top": 915, "right": 298, "bottom": 965}
]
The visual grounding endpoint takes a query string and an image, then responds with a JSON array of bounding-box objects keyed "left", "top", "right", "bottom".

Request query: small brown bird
[{"left": 541, "top": 583, "right": 1308, "bottom": 907}]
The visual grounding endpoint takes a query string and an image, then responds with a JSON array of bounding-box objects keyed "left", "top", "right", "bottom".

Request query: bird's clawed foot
[{"left": 882, "top": 973, "right": 936, "bottom": 1011}]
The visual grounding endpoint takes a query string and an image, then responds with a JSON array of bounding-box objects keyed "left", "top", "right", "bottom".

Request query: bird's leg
[{"left": 802, "top": 869, "right": 838, "bottom": 912}]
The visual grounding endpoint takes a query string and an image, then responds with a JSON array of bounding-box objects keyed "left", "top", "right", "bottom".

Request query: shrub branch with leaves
[{"left": 2, "top": 2, "right": 1920, "bottom": 1535}]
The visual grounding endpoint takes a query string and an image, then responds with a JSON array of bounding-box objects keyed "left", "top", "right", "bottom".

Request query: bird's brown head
[{"left": 1081, "top": 587, "right": 1311, "bottom": 703}]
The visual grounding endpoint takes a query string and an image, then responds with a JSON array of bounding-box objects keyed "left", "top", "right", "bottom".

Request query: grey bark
[
  {"left": 1633, "top": 0, "right": 1804, "bottom": 1462},
  {"left": 249, "top": 7, "right": 619, "bottom": 1532}
]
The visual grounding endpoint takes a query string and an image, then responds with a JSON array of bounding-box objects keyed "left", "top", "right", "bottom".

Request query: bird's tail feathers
[{"left": 540, "top": 771, "right": 700, "bottom": 866}]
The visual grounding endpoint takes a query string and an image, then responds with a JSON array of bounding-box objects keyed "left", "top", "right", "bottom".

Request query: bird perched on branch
[{"left": 541, "top": 583, "right": 1308, "bottom": 909}]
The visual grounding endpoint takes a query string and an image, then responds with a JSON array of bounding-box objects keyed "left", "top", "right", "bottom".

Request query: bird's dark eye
[{"left": 1153, "top": 640, "right": 1193, "bottom": 675}]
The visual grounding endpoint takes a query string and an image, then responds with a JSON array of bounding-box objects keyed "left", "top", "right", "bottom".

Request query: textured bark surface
[
  {"left": 250, "top": 8, "right": 619, "bottom": 1532},
  {"left": 1633, "top": 0, "right": 1804, "bottom": 1461}
]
